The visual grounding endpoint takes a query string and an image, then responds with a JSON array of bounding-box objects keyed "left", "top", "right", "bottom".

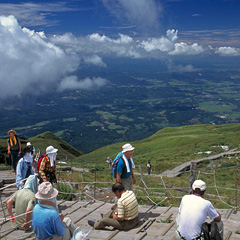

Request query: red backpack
[{"left": 37, "top": 154, "right": 47, "bottom": 172}]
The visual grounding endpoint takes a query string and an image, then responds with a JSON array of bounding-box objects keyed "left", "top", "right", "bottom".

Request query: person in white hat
[
  {"left": 176, "top": 179, "right": 223, "bottom": 240},
  {"left": 39, "top": 146, "right": 58, "bottom": 184},
  {"left": 32, "top": 182, "right": 75, "bottom": 240},
  {"left": 26, "top": 142, "right": 36, "bottom": 163},
  {"left": 112, "top": 143, "right": 136, "bottom": 191}
]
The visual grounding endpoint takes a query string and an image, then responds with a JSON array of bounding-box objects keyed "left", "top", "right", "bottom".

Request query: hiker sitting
[
  {"left": 16, "top": 147, "right": 34, "bottom": 189},
  {"left": 113, "top": 143, "right": 136, "bottom": 190},
  {"left": 176, "top": 179, "right": 223, "bottom": 240},
  {"left": 7, "top": 175, "right": 37, "bottom": 230},
  {"left": 39, "top": 146, "right": 58, "bottom": 184},
  {"left": 7, "top": 129, "right": 21, "bottom": 173},
  {"left": 88, "top": 183, "right": 139, "bottom": 230},
  {"left": 32, "top": 182, "right": 76, "bottom": 240}
]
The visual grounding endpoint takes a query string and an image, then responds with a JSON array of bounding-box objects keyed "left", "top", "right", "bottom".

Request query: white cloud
[
  {"left": 103, "top": 0, "right": 162, "bottom": 33},
  {"left": 0, "top": 2, "right": 76, "bottom": 27},
  {"left": 169, "top": 42, "right": 205, "bottom": 55},
  {"left": 83, "top": 55, "right": 107, "bottom": 67},
  {"left": 215, "top": 47, "right": 240, "bottom": 56},
  {"left": 58, "top": 76, "right": 108, "bottom": 92},
  {"left": 1, "top": 15, "right": 239, "bottom": 99}
]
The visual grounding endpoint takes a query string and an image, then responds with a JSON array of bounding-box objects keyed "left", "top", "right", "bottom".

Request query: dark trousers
[
  {"left": 11, "top": 150, "right": 19, "bottom": 171},
  {"left": 94, "top": 206, "right": 139, "bottom": 230}
]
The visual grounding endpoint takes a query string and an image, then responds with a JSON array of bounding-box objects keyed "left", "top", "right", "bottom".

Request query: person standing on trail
[
  {"left": 39, "top": 146, "right": 58, "bottom": 184},
  {"left": 16, "top": 147, "right": 34, "bottom": 189},
  {"left": 7, "top": 129, "right": 21, "bottom": 173},
  {"left": 26, "top": 142, "right": 36, "bottom": 164},
  {"left": 176, "top": 179, "right": 223, "bottom": 240},
  {"left": 113, "top": 143, "right": 136, "bottom": 191},
  {"left": 147, "top": 161, "right": 152, "bottom": 175}
]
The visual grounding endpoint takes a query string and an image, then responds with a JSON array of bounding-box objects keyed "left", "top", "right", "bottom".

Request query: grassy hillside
[
  {"left": 73, "top": 123, "right": 240, "bottom": 171},
  {"left": 0, "top": 131, "right": 83, "bottom": 164}
]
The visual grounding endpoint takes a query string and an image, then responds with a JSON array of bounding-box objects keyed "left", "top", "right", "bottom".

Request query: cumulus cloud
[
  {"left": 0, "top": 15, "right": 106, "bottom": 99},
  {"left": 1, "top": 15, "right": 239, "bottom": 99},
  {"left": 215, "top": 46, "right": 240, "bottom": 56},
  {"left": 58, "top": 76, "right": 108, "bottom": 92},
  {"left": 103, "top": 0, "right": 162, "bottom": 34}
]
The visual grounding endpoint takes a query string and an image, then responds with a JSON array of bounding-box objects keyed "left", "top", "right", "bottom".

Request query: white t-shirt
[{"left": 178, "top": 194, "right": 219, "bottom": 240}]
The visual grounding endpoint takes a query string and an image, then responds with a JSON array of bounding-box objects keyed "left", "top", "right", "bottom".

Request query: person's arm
[
  {"left": 7, "top": 198, "right": 17, "bottom": 222},
  {"left": 22, "top": 208, "right": 32, "bottom": 228},
  {"left": 114, "top": 201, "right": 124, "bottom": 221},
  {"left": 18, "top": 138, "right": 21, "bottom": 154},
  {"left": 7, "top": 145, "right": 11, "bottom": 154},
  {"left": 214, "top": 211, "right": 221, "bottom": 222},
  {"left": 54, "top": 161, "right": 57, "bottom": 183},
  {"left": 116, "top": 173, "right": 122, "bottom": 183},
  {"left": 132, "top": 169, "right": 136, "bottom": 184}
]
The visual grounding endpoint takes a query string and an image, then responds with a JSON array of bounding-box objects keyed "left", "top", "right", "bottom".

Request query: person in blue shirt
[
  {"left": 32, "top": 182, "right": 76, "bottom": 240},
  {"left": 116, "top": 143, "right": 136, "bottom": 191},
  {"left": 16, "top": 147, "right": 33, "bottom": 189}
]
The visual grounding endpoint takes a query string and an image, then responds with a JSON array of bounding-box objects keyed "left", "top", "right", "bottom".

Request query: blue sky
[
  {"left": 0, "top": 0, "right": 239, "bottom": 99},
  {"left": 0, "top": 0, "right": 239, "bottom": 45}
]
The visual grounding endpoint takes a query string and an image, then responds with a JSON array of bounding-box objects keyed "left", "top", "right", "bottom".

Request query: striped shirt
[{"left": 117, "top": 190, "right": 138, "bottom": 220}]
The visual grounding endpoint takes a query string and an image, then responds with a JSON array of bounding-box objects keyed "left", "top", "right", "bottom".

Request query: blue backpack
[
  {"left": 112, "top": 152, "right": 124, "bottom": 178},
  {"left": 111, "top": 157, "right": 121, "bottom": 178}
]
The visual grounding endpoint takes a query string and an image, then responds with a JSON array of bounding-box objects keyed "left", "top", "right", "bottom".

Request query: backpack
[
  {"left": 37, "top": 154, "right": 47, "bottom": 172},
  {"left": 201, "top": 222, "right": 222, "bottom": 240},
  {"left": 111, "top": 157, "right": 121, "bottom": 178}
]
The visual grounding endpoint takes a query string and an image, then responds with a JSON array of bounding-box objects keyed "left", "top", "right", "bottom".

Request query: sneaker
[{"left": 88, "top": 220, "right": 95, "bottom": 227}]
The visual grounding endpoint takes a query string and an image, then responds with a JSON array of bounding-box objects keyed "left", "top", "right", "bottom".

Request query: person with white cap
[
  {"left": 39, "top": 146, "right": 58, "bottom": 184},
  {"left": 16, "top": 147, "right": 34, "bottom": 189},
  {"left": 176, "top": 179, "right": 223, "bottom": 240},
  {"left": 113, "top": 143, "right": 136, "bottom": 191},
  {"left": 26, "top": 142, "right": 36, "bottom": 163},
  {"left": 32, "top": 182, "right": 75, "bottom": 240}
]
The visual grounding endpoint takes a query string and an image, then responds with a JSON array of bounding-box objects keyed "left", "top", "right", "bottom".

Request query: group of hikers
[{"left": 6, "top": 130, "right": 223, "bottom": 240}]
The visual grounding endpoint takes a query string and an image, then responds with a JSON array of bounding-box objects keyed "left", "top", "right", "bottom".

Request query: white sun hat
[
  {"left": 122, "top": 143, "right": 135, "bottom": 153},
  {"left": 46, "top": 146, "right": 58, "bottom": 155}
]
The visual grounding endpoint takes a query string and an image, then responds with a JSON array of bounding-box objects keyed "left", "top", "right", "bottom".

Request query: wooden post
[
  {"left": 94, "top": 164, "right": 97, "bottom": 199},
  {"left": 234, "top": 161, "right": 238, "bottom": 214},
  {"left": 189, "top": 162, "right": 196, "bottom": 193}
]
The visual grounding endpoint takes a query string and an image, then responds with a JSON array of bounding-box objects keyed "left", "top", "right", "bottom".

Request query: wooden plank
[
  {"left": 225, "top": 209, "right": 234, "bottom": 219},
  {"left": 66, "top": 201, "right": 92, "bottom": 216},
  {"left": 224, "top": 231, "right": 232, "bottom": 240},
  {"left": 135, "top": 219, "right": 156, "bottom": 234},
  {"left": 162, "top": 206, "right": 172, "bottom": 214},
  {"left": 160, "top": 221, "right": 175, "bottom": 236},
  {"left": 74, "top": 202, "right": 105, "bottom": 224},
  {"left": 106, "top": 229, "right": 119, "bottom": 240}
]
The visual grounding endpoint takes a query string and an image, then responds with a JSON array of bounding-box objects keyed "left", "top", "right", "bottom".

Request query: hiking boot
[{"left": 88, "top": 220, "right": 95, "bottom": 227}]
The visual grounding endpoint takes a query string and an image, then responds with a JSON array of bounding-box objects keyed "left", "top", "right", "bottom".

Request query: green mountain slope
[
  {"left": 74, "top": 123, "right": 240, "bottom": 171},
  {"left": 0, "top": 131, "right": 83, "bottom": 163}
]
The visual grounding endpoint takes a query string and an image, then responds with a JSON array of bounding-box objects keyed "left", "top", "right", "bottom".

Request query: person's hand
[
  {"left": 132, "top": 175, "right": 136, "bottom": 184},
  {"left": 10, "top": 215, "right": 16, "bottom": 222},
  {"left": 59, "top": 213, "right": 64, "bottom": 222},
  {"left": 8, "top": 150, "right": 11, "bottom": 155}
]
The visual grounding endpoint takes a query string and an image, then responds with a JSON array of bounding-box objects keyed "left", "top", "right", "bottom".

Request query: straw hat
[{"left": 7, "top": 129, "right": 16, "bottom": 135}]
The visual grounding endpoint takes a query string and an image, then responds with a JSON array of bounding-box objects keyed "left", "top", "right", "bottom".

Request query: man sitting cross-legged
[{"left": 88, "top": 183, "right": 139, "bottom": 230}]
